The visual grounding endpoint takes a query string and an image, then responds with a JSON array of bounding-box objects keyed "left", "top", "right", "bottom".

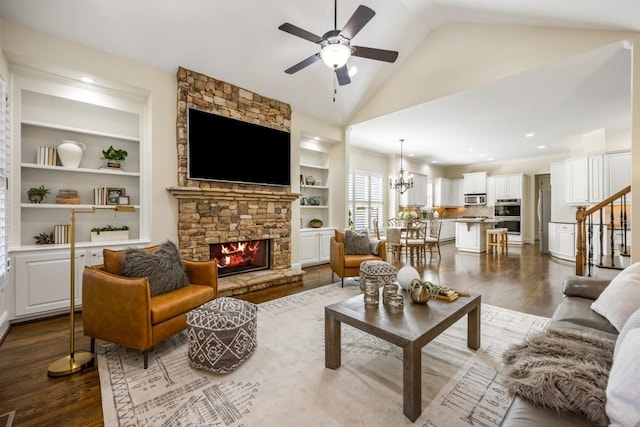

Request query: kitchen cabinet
[
  {"left": 493, "top": 174, "right": 523, "bottom": 199},
  {"left": 604, "top": 151, "right": 631, "bottom": 203},
  {"left": 549, "top": 222, "right": 575, "bottom": 261},
  {"left": 433, "top": 178, "right": 463, "bottom": 208},
  {"left": 550, "top": 162, "right": 575, "bottom": 223},
  {"left": 463, "top": 172, "right": 487, "bottom": 194},
  {"left": 565, "top": 154, "right": 603, "bottom": 205},
  {"left": 486, "top": 177, "right": 495, "bottom": 206},
  {"left": 455, "top": 220, "right": 493, "bottom": 253},
  {"left": 300, "top": 228, "right": 334, "bottom": 266},
  {"left": 402, "top": 173, "right": 430, "bottom": 206}
]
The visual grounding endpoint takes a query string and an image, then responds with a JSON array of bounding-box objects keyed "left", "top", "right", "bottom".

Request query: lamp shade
[
  {"left": 320, "top": 43, "right": 351, "bottom": 68},
  {"left": 397, "top": 265, "right": 420, "bottom": 290}
]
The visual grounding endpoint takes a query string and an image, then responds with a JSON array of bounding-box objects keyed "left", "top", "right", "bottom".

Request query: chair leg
[
  {"left": 143, "top": 350, "right": 148, "bottom": 369},
  {"left": 341, "top": 277, "right": 344, "bottom": 287},
  {"left": 90, "top": 337, "right": 95, "bottom": 353}
]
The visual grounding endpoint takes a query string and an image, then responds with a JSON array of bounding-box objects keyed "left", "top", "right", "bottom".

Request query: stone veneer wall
[{"left": 170, "top": 67, "right": 299, "bottom": 284}]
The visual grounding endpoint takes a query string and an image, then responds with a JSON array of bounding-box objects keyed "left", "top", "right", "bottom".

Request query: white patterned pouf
[
  {"left": 187, "top": 297, "right": 258, "bottom": 373},
  {"left": 358, "top": 260, "right": 398, "bottom": 291}
]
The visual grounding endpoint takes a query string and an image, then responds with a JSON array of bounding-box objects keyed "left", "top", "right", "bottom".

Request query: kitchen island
[{"left": 454, "top": 218, "right": 498, "bottom": 253}]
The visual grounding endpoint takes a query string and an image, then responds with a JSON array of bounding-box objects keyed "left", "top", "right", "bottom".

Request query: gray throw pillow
[
  {"left": 122, "top": 240, "right": 190, "bottom": 296},
  {"left": 344, "top": 229, "right": 371, "bottom": 255}
]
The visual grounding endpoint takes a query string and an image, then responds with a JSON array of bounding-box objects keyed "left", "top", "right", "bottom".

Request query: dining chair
[
  {"left": 404, "top": 220, "right": 427, "bottom": 263},
  {"left": 425, "top": 219, "right": 442, "bottom": 257},
  {"left": 385, "top": 226, "right": 403, "bottom": 262}
]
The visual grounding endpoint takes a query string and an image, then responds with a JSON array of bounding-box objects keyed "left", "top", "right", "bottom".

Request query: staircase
[{"left": 575, "top": 185, "right": 631, "bottom": 276}]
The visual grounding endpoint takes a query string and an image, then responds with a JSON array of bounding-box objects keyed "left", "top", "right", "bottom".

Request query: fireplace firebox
[{"left": 210, "top": 239, "right": 270, "bottom": 278}]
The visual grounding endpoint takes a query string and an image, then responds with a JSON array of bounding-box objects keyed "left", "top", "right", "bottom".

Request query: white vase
[{"left": 57, "top": 140, "right": 86, "bottom": 168}]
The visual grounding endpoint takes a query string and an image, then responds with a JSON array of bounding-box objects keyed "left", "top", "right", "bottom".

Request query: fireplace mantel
[{"left": 167, "top": 186, "right": 301, "bottom": 201}]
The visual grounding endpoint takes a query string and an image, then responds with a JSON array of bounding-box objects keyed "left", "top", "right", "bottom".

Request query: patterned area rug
[{"left": 98, "top": 283, "right": 549, "bottom": 426}]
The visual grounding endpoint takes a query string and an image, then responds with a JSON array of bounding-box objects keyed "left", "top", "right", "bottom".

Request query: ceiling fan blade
[
  {"left": 278, "top": 23, "right": 323, "bottom": 44},
  {"left": 335, "top": 65, "right": 351, "bottom": 86},
  {"left": 352, "top": 46, "right": 399, "bottom": 63},
  {"left": 341, "top": 5, "right": 375, "bottom": 40},
  {"left": 284, "top": 53, "right": 321, "bottom": 74}
]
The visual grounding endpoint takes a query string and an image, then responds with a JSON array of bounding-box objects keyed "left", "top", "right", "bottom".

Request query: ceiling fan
[{"left": 278, "top": 1, "right": 399, "bottom": 86}]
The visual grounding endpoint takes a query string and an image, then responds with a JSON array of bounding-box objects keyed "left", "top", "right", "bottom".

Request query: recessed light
[
  {"left": 525, "top": 133, "right": 535, "bottom": 138},
  {"left": 537, "top": 145, "right": 546, "bottom": 149},
  {"left": 431, "top": 160, "right": 438, "bottom": 163},
  {"left": 488, "top": 157, "right": 494, "bottom": 161},
  {"left": 348, "top": 66, "right": 358, "bottom": 77},
  {"left": 467, "top": 148, "right": 475, "bottom": 152},
  {"left": 80, "top": 76, "right": 94, "bottom": 84}
]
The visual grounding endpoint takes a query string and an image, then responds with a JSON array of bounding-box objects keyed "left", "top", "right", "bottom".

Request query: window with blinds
[
  {"left": 0, "top": 77, "right": 7, "bottom": 291},
  {"left": 348, "top": 169, "right": 384, "bottom": 232}
]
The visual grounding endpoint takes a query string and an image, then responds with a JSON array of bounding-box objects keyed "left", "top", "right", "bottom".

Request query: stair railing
[{"left": 575, "top": 185, "right": 631, "bottom": 276}]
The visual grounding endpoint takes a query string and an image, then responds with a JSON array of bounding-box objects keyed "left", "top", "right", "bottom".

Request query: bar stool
[{"left": 486, "top": 228, "right": 508, "bottom": 254}]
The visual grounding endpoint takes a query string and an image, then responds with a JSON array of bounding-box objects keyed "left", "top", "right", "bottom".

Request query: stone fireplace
[{"left": 168, "top": 67, "right": 303, "bottom": 296}]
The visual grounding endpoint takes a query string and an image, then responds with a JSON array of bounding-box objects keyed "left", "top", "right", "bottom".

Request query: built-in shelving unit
[{"left": 9, "top": 66, "right": 150, "bottom": 319}]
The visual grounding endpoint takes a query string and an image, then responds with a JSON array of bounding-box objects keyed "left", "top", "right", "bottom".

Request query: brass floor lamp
[{"left": 48, "top": 204, "right": 136, "bottom": 377}]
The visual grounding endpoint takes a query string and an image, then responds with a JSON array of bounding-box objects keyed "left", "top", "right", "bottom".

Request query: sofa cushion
[
  {"left": 591, "top": 261, "right": 640, "bottom": 331},
  {"left": 606, "top": 328, "right": 640, "bottom": 427},
  {"left": 613, "top": 307, "right": 640, "bottom": 358},
  {"left": 344, "top": 229, "right": 371, "bottom": 255},
  {"left": 103, "top": 244, "right": 159, "bottom": 276},
  {"left": 122, "top": 240, "right": 189, "bottom": 297},
  {"left": 551, "top": 296, "right": 618, "bottom": 335}
]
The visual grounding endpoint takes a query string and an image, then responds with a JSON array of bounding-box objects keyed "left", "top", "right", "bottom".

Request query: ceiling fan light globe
[{"left": 320, "top": 43, "right": 351, "bottom": 69}]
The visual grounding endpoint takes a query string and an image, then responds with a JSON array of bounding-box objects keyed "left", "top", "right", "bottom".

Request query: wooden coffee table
[{"left": 325, "top": 292, "right": 481, "bottom": 422}]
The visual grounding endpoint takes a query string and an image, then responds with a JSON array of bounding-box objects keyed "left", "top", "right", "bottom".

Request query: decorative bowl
[{"left": 309, "top": 219, "right": 323, "bottom": 228}]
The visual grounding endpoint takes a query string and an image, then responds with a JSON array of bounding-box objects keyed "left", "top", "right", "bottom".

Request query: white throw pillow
[
  {"left": 591, "top": 261, "right": 640, "bottom": 331},
  {"left": 614, "top": 307, "right": 640, "bottom": 358},
  {"left": 606, "top": 328, "right": 640, "bottom": 427}
]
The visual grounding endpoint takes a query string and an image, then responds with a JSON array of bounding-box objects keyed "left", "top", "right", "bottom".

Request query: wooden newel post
[{"left": 575, "top": 207, "right": 586, "bottom": 276}]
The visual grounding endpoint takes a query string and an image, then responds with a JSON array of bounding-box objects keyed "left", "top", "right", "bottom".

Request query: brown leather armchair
[
  {"left": 82, "top": 248, "right": 218, "bottom": 368},
  {"left": 330, "top": 229, "right": 387, "bottom": 287}
]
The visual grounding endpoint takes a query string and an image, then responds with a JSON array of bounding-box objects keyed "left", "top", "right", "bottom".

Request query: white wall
[{"left": 0, "top": 18, "right": 11, "bottom": 338}]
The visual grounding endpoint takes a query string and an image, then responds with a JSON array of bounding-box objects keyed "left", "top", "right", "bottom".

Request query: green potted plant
[
  {"left": 102, "top": 145, "right": 128, "bottom": 169},
  {"left": 27, "top": 185, "right": 51, "bottom": 204},
  {"left": 90, "top": 225, "right": 130, "bottom": 242},
  {"left": 408, "top": 279, "right": 440, "bottom": 304}
]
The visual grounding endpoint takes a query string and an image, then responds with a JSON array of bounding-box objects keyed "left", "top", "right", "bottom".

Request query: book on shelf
[
  {"left": 37, "top": 146, "right": 57, "bottom": 166},
  {"left": 54, "top": 224, "right": 71, "bottom": 244}
]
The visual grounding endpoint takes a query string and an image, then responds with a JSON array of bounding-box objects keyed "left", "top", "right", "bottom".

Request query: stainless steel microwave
[{"left": 464, "top": 194, "right": 486, "bottom": 206}]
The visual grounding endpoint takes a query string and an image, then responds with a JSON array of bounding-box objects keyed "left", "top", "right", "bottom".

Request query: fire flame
[{"left": 214, "top": 240, "right": 262, "bottom": 269}]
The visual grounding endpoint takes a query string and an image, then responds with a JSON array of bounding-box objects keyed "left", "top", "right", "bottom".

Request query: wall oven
[{"left": 494, "top": 198, "right": 521, "bottom": 235}]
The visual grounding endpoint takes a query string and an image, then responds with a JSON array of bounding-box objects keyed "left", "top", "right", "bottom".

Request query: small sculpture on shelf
[
  {"left": 27, "top": 185, "right": 51, "bottom": 204},
  {"left": 305, "top": 175, "right": 316, "bottom": 185},
  {"left": 34, "top": 231, "right": 55, "bottom": 244},
  {"left": 308, "top": 218, "right": 323, "bottom": 228}
]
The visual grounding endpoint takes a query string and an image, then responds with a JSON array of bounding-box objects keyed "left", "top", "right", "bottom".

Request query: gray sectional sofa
[{"left": 500, "top": 274, "right": 623, "bottom": 426}]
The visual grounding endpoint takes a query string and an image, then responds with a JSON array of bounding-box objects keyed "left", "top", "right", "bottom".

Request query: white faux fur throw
[{"left": 502, "top": 327, "right": 615, "bottom": 427}]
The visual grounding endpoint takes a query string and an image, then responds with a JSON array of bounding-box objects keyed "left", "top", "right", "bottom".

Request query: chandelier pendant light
[{"left": 389, "top": 138, "right": 414, "bottom": 194}]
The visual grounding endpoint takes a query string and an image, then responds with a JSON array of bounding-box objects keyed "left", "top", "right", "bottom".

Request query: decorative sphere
[{"left": 397, "top": 265, "right": 420, "bottom": 290}]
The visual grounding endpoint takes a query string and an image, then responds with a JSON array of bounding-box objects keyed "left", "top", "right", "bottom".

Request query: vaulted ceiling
[{"left": 1, "top": 0, "right": 638, "bottom": 165}]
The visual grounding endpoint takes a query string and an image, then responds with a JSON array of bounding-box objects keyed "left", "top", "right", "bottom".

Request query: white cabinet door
[
  {"left": 319, "top": 229, "right": 334, "bottom": 262},
  {"left": 452, "top": 179, "right": 464, "bottom": 207},
  {"left": 463, "top": 172, "right": 487, "bottom": 194},
  {"left": 440, "top": 220, "right": 456, "bottom": 241},
  {"left": 300, "top": 231, "right": 319, "bottom": 265},
  {"left": 556, "top": 223, "right": 576, "bottom": 260},
  {"left": 300, "top": 228, "right": 334, "bottom": 266},
  {"left": 486, "top": 177, "right": 495, "bottom": 206},
  {"left": 14, "top": 249, "right": 86, "bottom": 317},
  {"left": 605, "top": 151, "right": 631, "bottom": 203},
  {"left": 433, "top": 178, "right": 449, "bottom": 207},
  {"left": 550, "top": 162, "right": 575, "bottom": 223},
  {"left": 548, "top": 222, "right": 557, "bottom": 254},
  {"left": 588, "top": 155, "right": 604, "bottom": 203},
  {"left": 493, "top": 174, "right": 522, "bottom": 199}
]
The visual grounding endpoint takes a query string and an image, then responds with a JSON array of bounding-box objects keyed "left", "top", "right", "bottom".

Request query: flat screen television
[{"left": 187, "top": 107, "right": 291, "bottom": 186}]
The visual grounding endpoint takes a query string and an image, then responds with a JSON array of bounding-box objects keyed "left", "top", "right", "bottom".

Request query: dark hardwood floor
[{"left": 0, "top": 241, "right": 579, "bottom": 425}]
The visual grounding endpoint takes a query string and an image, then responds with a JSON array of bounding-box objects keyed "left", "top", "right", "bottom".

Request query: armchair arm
[
  {"left": 183, "top": 259, "right": 218, "bottom": 296},
  {"left": 82, "top": 266, "right": 153, "bottom": 350},
  {"left": 330, "top": 237, "right": 345, "bottom": 274},
  {"left": 562, "top": 275, "right": 612, "bottom": 300},
  {"left": 377, "top": 241, "right": 387, "bottom": 259}
]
